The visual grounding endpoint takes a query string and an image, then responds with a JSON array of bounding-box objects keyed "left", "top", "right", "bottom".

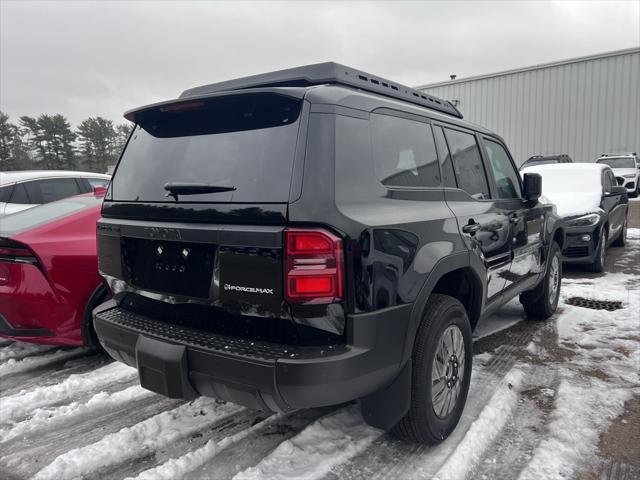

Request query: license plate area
[{"left": 122, "top": 237, "right": 215, "bottom": 298}]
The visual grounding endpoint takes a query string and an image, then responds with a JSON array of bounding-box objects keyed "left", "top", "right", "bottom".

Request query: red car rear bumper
[{"left": 0, "top": 262, "right": 84, "bottom": 346}]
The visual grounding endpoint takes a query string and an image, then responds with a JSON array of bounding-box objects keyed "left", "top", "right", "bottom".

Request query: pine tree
[
  {"left": 0, "top": 111, "right": 31, "bottom": 171},
  {"left": 77, "top": 117, "right": 117, "bottom": 173},
  {"left": 20, "top": 114, "right": 77, "bottom": 170}
]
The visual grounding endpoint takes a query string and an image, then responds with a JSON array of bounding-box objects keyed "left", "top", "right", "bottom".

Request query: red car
[{"left": 0, "top": 191, "right": 109, "bottom": 346}]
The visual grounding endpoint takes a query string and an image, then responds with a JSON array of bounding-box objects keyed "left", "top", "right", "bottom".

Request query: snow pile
[
  {"left": 0, "top": 362, "right": 137, "bottom": 421},
  {"left": 521, "top": 164, "right": 605, "bottom": 217},
  {"left": 0, "top": 342, "right": 53, "bottom": 362},
  {"left": 433, "top": 367, "right": 526, "bottom": 480},
  {"left": 233, "top": 405, "right": 381, "bottom": 480},
  {"left": 33, "top": 398, "right": 243, "bottom": 480},
  {"left": 0, "top": 347, "right": 86, "bottom": 377},
  {"left": 519, "top": 262, "right": 640, "bottom": 479},
  {"left": 0, "top": 385, "right": 153, "bottom": 443}
]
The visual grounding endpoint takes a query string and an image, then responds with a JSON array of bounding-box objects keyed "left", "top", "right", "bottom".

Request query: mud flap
[
  {"left": 360, "top": 360, "right": 411, "bottom": 430},
  {"left": 135, "top": 335, "right": 198, "bottom": 399}
]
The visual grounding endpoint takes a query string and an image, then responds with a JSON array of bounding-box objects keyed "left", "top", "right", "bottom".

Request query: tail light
[
  {"left": 0, "top": 239, "right": 38, "bottom": 286},
  {"left": 0, "top": 239, "right": 37, "bottom": 264},
  {"left": 284, "top": 228, "right": 344, "bottom": 304}
]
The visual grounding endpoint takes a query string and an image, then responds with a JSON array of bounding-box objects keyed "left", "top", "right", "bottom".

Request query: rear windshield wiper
[{"left": 164, "top": 182, "right": 236, "bottom": 200}]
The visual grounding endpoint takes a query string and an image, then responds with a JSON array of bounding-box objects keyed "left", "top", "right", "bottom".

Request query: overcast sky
[{"left": 1, "top": 0, "right": 639, "bottom": 127}]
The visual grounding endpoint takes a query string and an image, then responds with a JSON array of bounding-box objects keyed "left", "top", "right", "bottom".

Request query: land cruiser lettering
[{"left": 94, "top": 63, "right": 564, "bottom": 444}]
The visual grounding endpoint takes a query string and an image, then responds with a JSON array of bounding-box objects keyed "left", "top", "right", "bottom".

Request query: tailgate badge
[
  {"left": 181, "top": 248, "right": 190, "bottom": 259},
  {"left": 156, "top": 245, "right": 164, "bottom": 255}
]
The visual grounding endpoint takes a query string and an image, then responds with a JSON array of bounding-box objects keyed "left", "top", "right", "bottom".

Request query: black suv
[
  {"left": 519, "top": 154, "right": 573, "bottom": 170},
  {"left": 93, "top": 63, "right": 564, "bottom": 445}
]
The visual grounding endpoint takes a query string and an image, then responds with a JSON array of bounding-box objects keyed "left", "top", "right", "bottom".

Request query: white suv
[
  {"left": 596, "top": 153, "right": 639, "bottom": 197},
  {"left": 0, "top": 170, "right": 110, "bottom": 217}
]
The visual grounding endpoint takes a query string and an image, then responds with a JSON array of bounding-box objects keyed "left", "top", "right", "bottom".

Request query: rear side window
[
  {"left": 26, "top": 178, "right": 82, "bottom": 204},
  {"left": 370, "top": 114, "right": 440, "bottom": 188},
  {"left": 433, "top": 126, "right": 456, "bottom": 188},
  {"left": 88, "top": 178, "right": 109, "bottom": 188},
  {"left": 111, "top": 93, "right": 303, "bottom": 203},
  {"left": 10, "top": 183, "right": 32, "bottom": 204},
  {"left": 0, "top": 185, "right": 14, "bottom": 203},
  {"left": 444, "top": 128, "right": 491, "bottom": 200}
]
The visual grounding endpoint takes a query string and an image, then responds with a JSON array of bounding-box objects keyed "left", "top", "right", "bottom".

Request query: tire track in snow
[
  {"left": 127, "top": 411, "right": 287, "bottom": 480},
  {"left": 0, "top": 348, "right": 87, "bottom": 378},
  {"left": 32, "top": 397, "right": 243, "bottom": 480},
  {"left": 232, "top": 404, "right": 381, "bottom": 480},
  {"left": 1, "top": 394, "right": 182, "bottom": 478},
  {"left": 0, "top": 384, "right": 154, "bottom": 443},
  {"left": 0, "top": 361, "right": 137, "bottom": 421},
  {"left": 431, "top": 367, "right": 527, "bottom": 480},
  {"left": 323, "top": 320, "right": 541, "bottom": 480},
  {"left": 183, "top": 407, "right": 332, "bottom": 480}
]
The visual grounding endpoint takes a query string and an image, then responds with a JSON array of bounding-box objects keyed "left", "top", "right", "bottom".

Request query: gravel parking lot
[{"left": 1, "top": 215, "right": 638, "bottom": 480}]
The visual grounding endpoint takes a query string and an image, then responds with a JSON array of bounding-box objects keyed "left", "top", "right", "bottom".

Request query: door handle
[{"left": 462, "top": 221, "right": 481, "bottom": 234}]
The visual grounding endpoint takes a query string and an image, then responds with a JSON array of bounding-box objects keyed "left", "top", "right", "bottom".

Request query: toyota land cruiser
[{"left": 93, "top": 63, "right": 564, "bottom": 444}]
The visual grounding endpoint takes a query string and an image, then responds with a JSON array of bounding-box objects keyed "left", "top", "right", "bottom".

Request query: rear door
[
  {"left": 437, "top": 125, "right": 511, "bottom": 299},
  {"left": 480, "top": 136, "right": 544, "bottom": 290}
]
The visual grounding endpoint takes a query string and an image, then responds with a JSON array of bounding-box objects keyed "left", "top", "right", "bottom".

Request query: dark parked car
[
  {"left": 519, "top": 154, "right": 573, "bottom": 170},
  {"left": 93, "top": 63, "right": 564, "bottom": 445},
  {"left": 520, "top": 163, "right": 628, "bottom": 272}
]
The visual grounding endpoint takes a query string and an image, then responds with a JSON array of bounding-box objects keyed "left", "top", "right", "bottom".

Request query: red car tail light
[
  {"left": 0, "top": 239, "right": 38, "bottom": 264},
  {"left": 284, "top": 228, "right": 344, "bottom": 304}
]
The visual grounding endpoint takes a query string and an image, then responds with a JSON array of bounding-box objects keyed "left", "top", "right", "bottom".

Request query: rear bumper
[{"left": 93, "top": 300, "right": 410, "bottom": 412}]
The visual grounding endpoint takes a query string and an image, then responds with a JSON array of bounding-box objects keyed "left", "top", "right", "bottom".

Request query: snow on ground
[
  {"left": 32, "top": 398, "right": 243, "bottom": 480},
  {"left": 0, "top": 362, "right": 137, "bottom": 421},
  {"left": 0, "top": 231, "right": 638, "bottom": 480},
  {"left": 233, "top": 405, "right": 380, "bottom": 480},
  {"left": 0, "top": 347, "right": 86, "bottom": 378}
]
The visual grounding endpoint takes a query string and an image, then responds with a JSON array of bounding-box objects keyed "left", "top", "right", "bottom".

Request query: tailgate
[{"left": 97, "top": 218, "right": 284, "bottom": 306}]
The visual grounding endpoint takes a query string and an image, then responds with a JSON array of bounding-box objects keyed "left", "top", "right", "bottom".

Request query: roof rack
[
  {"left": 599, "top": 152, "right": 637, "bottom": 157},
  {"left": 180, "top": 62, "right": 463, "bottom": 119}
]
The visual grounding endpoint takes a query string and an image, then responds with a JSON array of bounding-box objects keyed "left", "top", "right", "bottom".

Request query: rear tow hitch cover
[{"left": 135, "top": 335, "right": 198, "bottom": 399}]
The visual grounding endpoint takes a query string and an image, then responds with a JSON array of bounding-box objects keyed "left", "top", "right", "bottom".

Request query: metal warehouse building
[{"left": 417, "top": 47, "right": 640, "bottom": 166}]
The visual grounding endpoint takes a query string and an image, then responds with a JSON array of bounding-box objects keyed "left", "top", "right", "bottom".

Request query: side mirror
[
  {"left": 522, "top": 173, "right": 542, "bottom": 202},
  {"left": 605, "top": 185, "right": 627, "bottom": 197}
]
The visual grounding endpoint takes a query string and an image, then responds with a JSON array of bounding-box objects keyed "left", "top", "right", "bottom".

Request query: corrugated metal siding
[{"left": 419, "top": 49, "right": 640, "bottom": 165}]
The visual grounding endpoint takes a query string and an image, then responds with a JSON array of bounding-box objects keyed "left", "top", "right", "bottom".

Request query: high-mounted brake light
[
  {"left": 159, "top": 101, "right": 205, "bottom": 113},
  {"left": 284, "top": 228, "right": 344, "bottom": 304}
]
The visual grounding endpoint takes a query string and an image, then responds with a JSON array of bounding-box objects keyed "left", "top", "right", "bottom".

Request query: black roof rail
[{"left": 180, "top": 62, "right": 463, "bottom": 119}]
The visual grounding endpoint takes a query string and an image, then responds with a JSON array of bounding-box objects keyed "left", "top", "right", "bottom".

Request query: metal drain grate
[{"left": 565, "top": 297, "right": 623, "bottom": 311}]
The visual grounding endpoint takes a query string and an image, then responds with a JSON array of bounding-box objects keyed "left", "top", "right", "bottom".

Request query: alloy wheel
[{"left": 432, "top": 325, "right": 465, "bottom": 418}]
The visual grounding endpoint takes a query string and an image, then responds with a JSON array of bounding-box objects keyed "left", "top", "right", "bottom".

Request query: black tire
[
  {"left": 82, "top": 283, "right": 110, "bottom": 350},
  {"left": 612, "top": 217, "right": 627, "bottom": 247},
  {"left": 585, "top": 226, "right": 607, "bottom": 273},
  {"left": 392, "top": 294, "right": 472, "bottom": 445},
  {"left": 520, "top": 241, "right": 561, "bottom": 320}
]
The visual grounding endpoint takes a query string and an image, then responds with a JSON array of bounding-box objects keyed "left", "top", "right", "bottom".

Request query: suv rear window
[{"left": 111, "top": 93, "right": 303, "bottom": 203}]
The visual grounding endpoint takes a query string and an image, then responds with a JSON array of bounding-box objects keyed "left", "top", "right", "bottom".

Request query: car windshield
[
  {"left": 110, "top": 93, "right": 303, "bottom": 203},
  {"left": 0, "top": 195, "right": 98, "bottom": 236},
  {"left": 597, "top": 157, "right": 636, "bottom": 169}
]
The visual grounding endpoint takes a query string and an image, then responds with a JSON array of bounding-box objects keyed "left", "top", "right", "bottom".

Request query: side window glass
[
  {"left": 0, "top": 185, "right": 15, "bottom": 203},
  {"left": 433, "top": 126, "right": 457, "bottom": 188},
  {"left": 370, "top": 113, "right": 441, "bottom": 188},
  {"left": 443, "top": 128, "right": 491, "bottom": 199},
  {"left": 482, "top": 139, "right": 522, "bottom": 199},
  {"left": 27, "top": 178, "right": 81, "bottom": 204},
  {"left": 603, "top": 172, "right": 613, "bottom": 192},
  {"left": 9, "top": 183, "right": 32, "bottom": 204}
]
